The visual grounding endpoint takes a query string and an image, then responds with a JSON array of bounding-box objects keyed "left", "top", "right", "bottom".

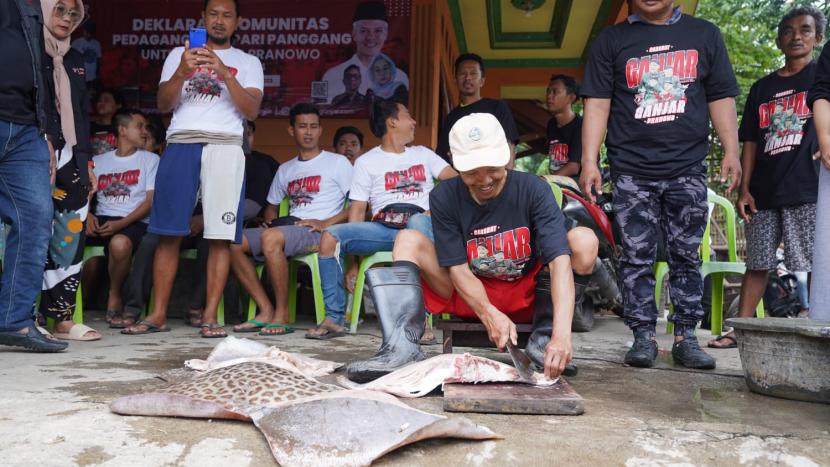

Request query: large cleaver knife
[{"left": 506, "top": 341, "right": 535, "bottom": 382}]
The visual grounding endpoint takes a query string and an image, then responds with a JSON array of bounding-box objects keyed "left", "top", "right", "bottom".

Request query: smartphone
[{"left": 189, "top": 28, "right": 207, "bottom": 49}]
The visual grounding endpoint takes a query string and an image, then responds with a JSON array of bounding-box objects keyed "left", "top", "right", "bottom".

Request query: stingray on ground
[
  {"left": 250, "top": 390, "right": 499, "bottom": 467},
  {"left": 110, "top": 357, "right": 498, "bottom": 466},
  {"left": 110, "top": 361, "right": 341, "bottom": 421},
  {"left": 184, "top": 336, "right": 342, "bottom": 377},
  {"left": 339, "top": 353, "right": 558, "bottom": 398}
]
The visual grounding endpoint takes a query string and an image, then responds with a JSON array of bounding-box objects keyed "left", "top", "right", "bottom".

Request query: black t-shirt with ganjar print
[
  {"left": 546, "top": 115, "right": 583, "bottom": 173},
  {"left": 581, "top": 15, "right": 739, "bottom": 179},
  {"left": 429, "top": 170, "right": 570, "bottom": 281},
  {"left": 739, "top": 62, "right": 820, "bottom": 210}
]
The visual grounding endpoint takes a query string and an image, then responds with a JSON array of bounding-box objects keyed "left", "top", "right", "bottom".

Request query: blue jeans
[
  {"left": 793, "top": 271, "right": 809, "bottom": 310},
  {"left": 0, "top": 121, "right": 52, "bottom": 332},
  {"left": 319, "top": 214, "right": 433, "bottom": 325}
]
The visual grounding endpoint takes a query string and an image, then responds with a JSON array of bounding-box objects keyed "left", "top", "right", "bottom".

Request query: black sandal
[
  {"left": 109, "top": 310, "right": 139, "bottom": 329},
  {"left": 304, "top": 325, "right": 346, "bottom": 340},
  {"left": 105, "top": 309, "right": 119, "bottom": 324},
  {"left": 707, "top": 334, "right": 737, "bottom": 349},
  {"left": 185, "top": 309, "right": 203, "bottom": 328}
]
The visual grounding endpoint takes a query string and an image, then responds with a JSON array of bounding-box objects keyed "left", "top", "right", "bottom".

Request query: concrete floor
[{"left": 1, "top": 312, "right": 828, "bottom": 467}]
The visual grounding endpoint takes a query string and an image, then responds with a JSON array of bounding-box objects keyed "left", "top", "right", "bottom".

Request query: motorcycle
[{"left": 543, "top": 175, "right": 623, "bottom": 331}]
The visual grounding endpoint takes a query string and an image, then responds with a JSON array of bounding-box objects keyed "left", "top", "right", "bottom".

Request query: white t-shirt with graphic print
[
  {"left": 160, "top": 46, "right": 264, "bottom": 137},
  {"left": 266, "top": 151, "right": 353, "bottom": 220},
  {"left": 350, "top": 145, "right": 449, "bottom": 215},
  {"left": 93, "top": 149, "right": 160, "bottom": 222}
]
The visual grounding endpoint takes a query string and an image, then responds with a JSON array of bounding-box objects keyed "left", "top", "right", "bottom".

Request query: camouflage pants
[{"left": 612, "top": 173, "right": 708, "bottom": 335}]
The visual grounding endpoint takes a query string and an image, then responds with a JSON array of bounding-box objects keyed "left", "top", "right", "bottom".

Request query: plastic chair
[
  {"left": 346, "top": 250, "right": 443, "bottom": 334},
  {"left": 288, "top": 253, "right": 326, "bottom": 324},
  {"left": 242, "top": 198, "right": 326, "bottom": 325},
  {"left": 245, "top": 254, "right": 326, "bottom": 326},
  {"left": 245, "top": 258, "right": 328, "bottom": 326},
  {"left": 347, "top": 251, "right": 394, "bottom": 333},
  {"left": 279, "top": 199, "right": 325, "bottom": 323},
  {"left": 543, "top": 178, "right": 564, "bottom": 206},
  {"left": 656, "top": 189, "right": 764, "bottom": 336}
]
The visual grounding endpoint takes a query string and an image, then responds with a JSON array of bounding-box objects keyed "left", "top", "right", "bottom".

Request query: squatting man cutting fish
[{"left": 346, "top": 113, "right": 599, "bottom": 383}]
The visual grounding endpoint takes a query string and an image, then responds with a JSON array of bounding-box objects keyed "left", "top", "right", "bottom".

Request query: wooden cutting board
[{"left": 443, "top": 379, "right": 584, "bottom": 415}]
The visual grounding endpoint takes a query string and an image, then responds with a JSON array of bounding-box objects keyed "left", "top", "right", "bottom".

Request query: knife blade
[{"left": 506, "top": 341, "right": 535, "bottom": 382}]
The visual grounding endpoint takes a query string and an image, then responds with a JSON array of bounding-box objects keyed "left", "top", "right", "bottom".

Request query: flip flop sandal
[
  {"left": 105, "top": 309, "right": 119, "bottom": 324},
  {"left": 52, "top": 324, "right": 102, "bottom": 342},
  {"left": 109, "top": 311, "right": 139, "bottom": 329},
  {"left": 234, "top": 319, "right": 266, "bottom": 333},
  {"left": 707, "top": 334, "right": 737, "bottom": 349},
  {"left": 185, "top": 309, "right": 204, "bottom": 328},
  {"left": 200, "top": 323, "right": 228, "bottom": 339},
  {"left": 121, "top": 320, "right": 171, "bottom": 335},
  {"left": 304, "top": 325, "right": 346, "bottom": 340},
  {"left": 258, "top": 324, "right": 294, "bottom": 336}
]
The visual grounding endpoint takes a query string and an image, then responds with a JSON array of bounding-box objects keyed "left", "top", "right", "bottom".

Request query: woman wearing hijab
[
  {"left": 39, "top": 0, "right": 100, "bottom": 341},
  {"left": 366, "top": 53, "right": 408, "bottom": 103}
]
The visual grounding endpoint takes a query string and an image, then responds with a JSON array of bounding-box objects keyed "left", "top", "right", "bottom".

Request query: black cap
[{"left": 353, "top": 1, "right": 387, "bottom": 22}]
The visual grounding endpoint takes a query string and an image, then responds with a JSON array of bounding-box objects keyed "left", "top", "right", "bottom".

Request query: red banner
[{"left": 83, "top": 0, "right": 411, "bottom": 117}]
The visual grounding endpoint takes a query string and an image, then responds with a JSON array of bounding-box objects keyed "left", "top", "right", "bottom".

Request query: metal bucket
[{"left": 725, "top": 318, "right": 830, "bottom": 404}]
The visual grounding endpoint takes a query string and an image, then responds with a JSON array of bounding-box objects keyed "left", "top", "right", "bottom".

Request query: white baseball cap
[{"left": 448, "top": 113, "right": 511, "bottom": 172}]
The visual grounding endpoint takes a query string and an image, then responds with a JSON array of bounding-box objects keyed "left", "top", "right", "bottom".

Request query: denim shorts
[{"left": 244, "top": 225, "right": 321, "bottom": 261}]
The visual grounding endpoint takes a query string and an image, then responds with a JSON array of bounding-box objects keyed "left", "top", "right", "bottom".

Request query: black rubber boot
[
  {"left": 526, "top": 272, "right": 578, "bottom": 377},
  {"left": 672, "top": 334, "right": 716, "bottom": 369},
  {"left": 570, "top": 275, "right": 593, "bottom": 332},
  {"left": 624, "top": 330, "right": 658, "bottom": 368},
  {"left": 345, "top": 264, "right": 426, "bottom": 383}
]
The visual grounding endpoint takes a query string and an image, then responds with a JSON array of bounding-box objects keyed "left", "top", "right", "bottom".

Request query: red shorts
[{"left": 423, "top": 262, "right": 543, "bottom": 324}]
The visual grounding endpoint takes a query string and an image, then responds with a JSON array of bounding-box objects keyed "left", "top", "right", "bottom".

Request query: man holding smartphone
[{"left": 123, "top": 0, "right": 264, "bottom": 338}]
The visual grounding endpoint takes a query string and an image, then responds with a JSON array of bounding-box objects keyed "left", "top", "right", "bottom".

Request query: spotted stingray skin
[{"left": 159, "top": 361, "right": 342, "bottom": 407}]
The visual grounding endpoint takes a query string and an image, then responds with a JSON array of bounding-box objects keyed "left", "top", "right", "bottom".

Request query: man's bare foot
[
  {"left": 122, "top": 319, "right": 170, "bottom": 335},
  {"left": 259, "top": 323, "right": 293, "bottom": 336},
  {"left": 200, "top": 323, "right": 227, "bottom": 338},
  {"left": 233, "top": 313, "right": 273, "bottom": 332}
]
